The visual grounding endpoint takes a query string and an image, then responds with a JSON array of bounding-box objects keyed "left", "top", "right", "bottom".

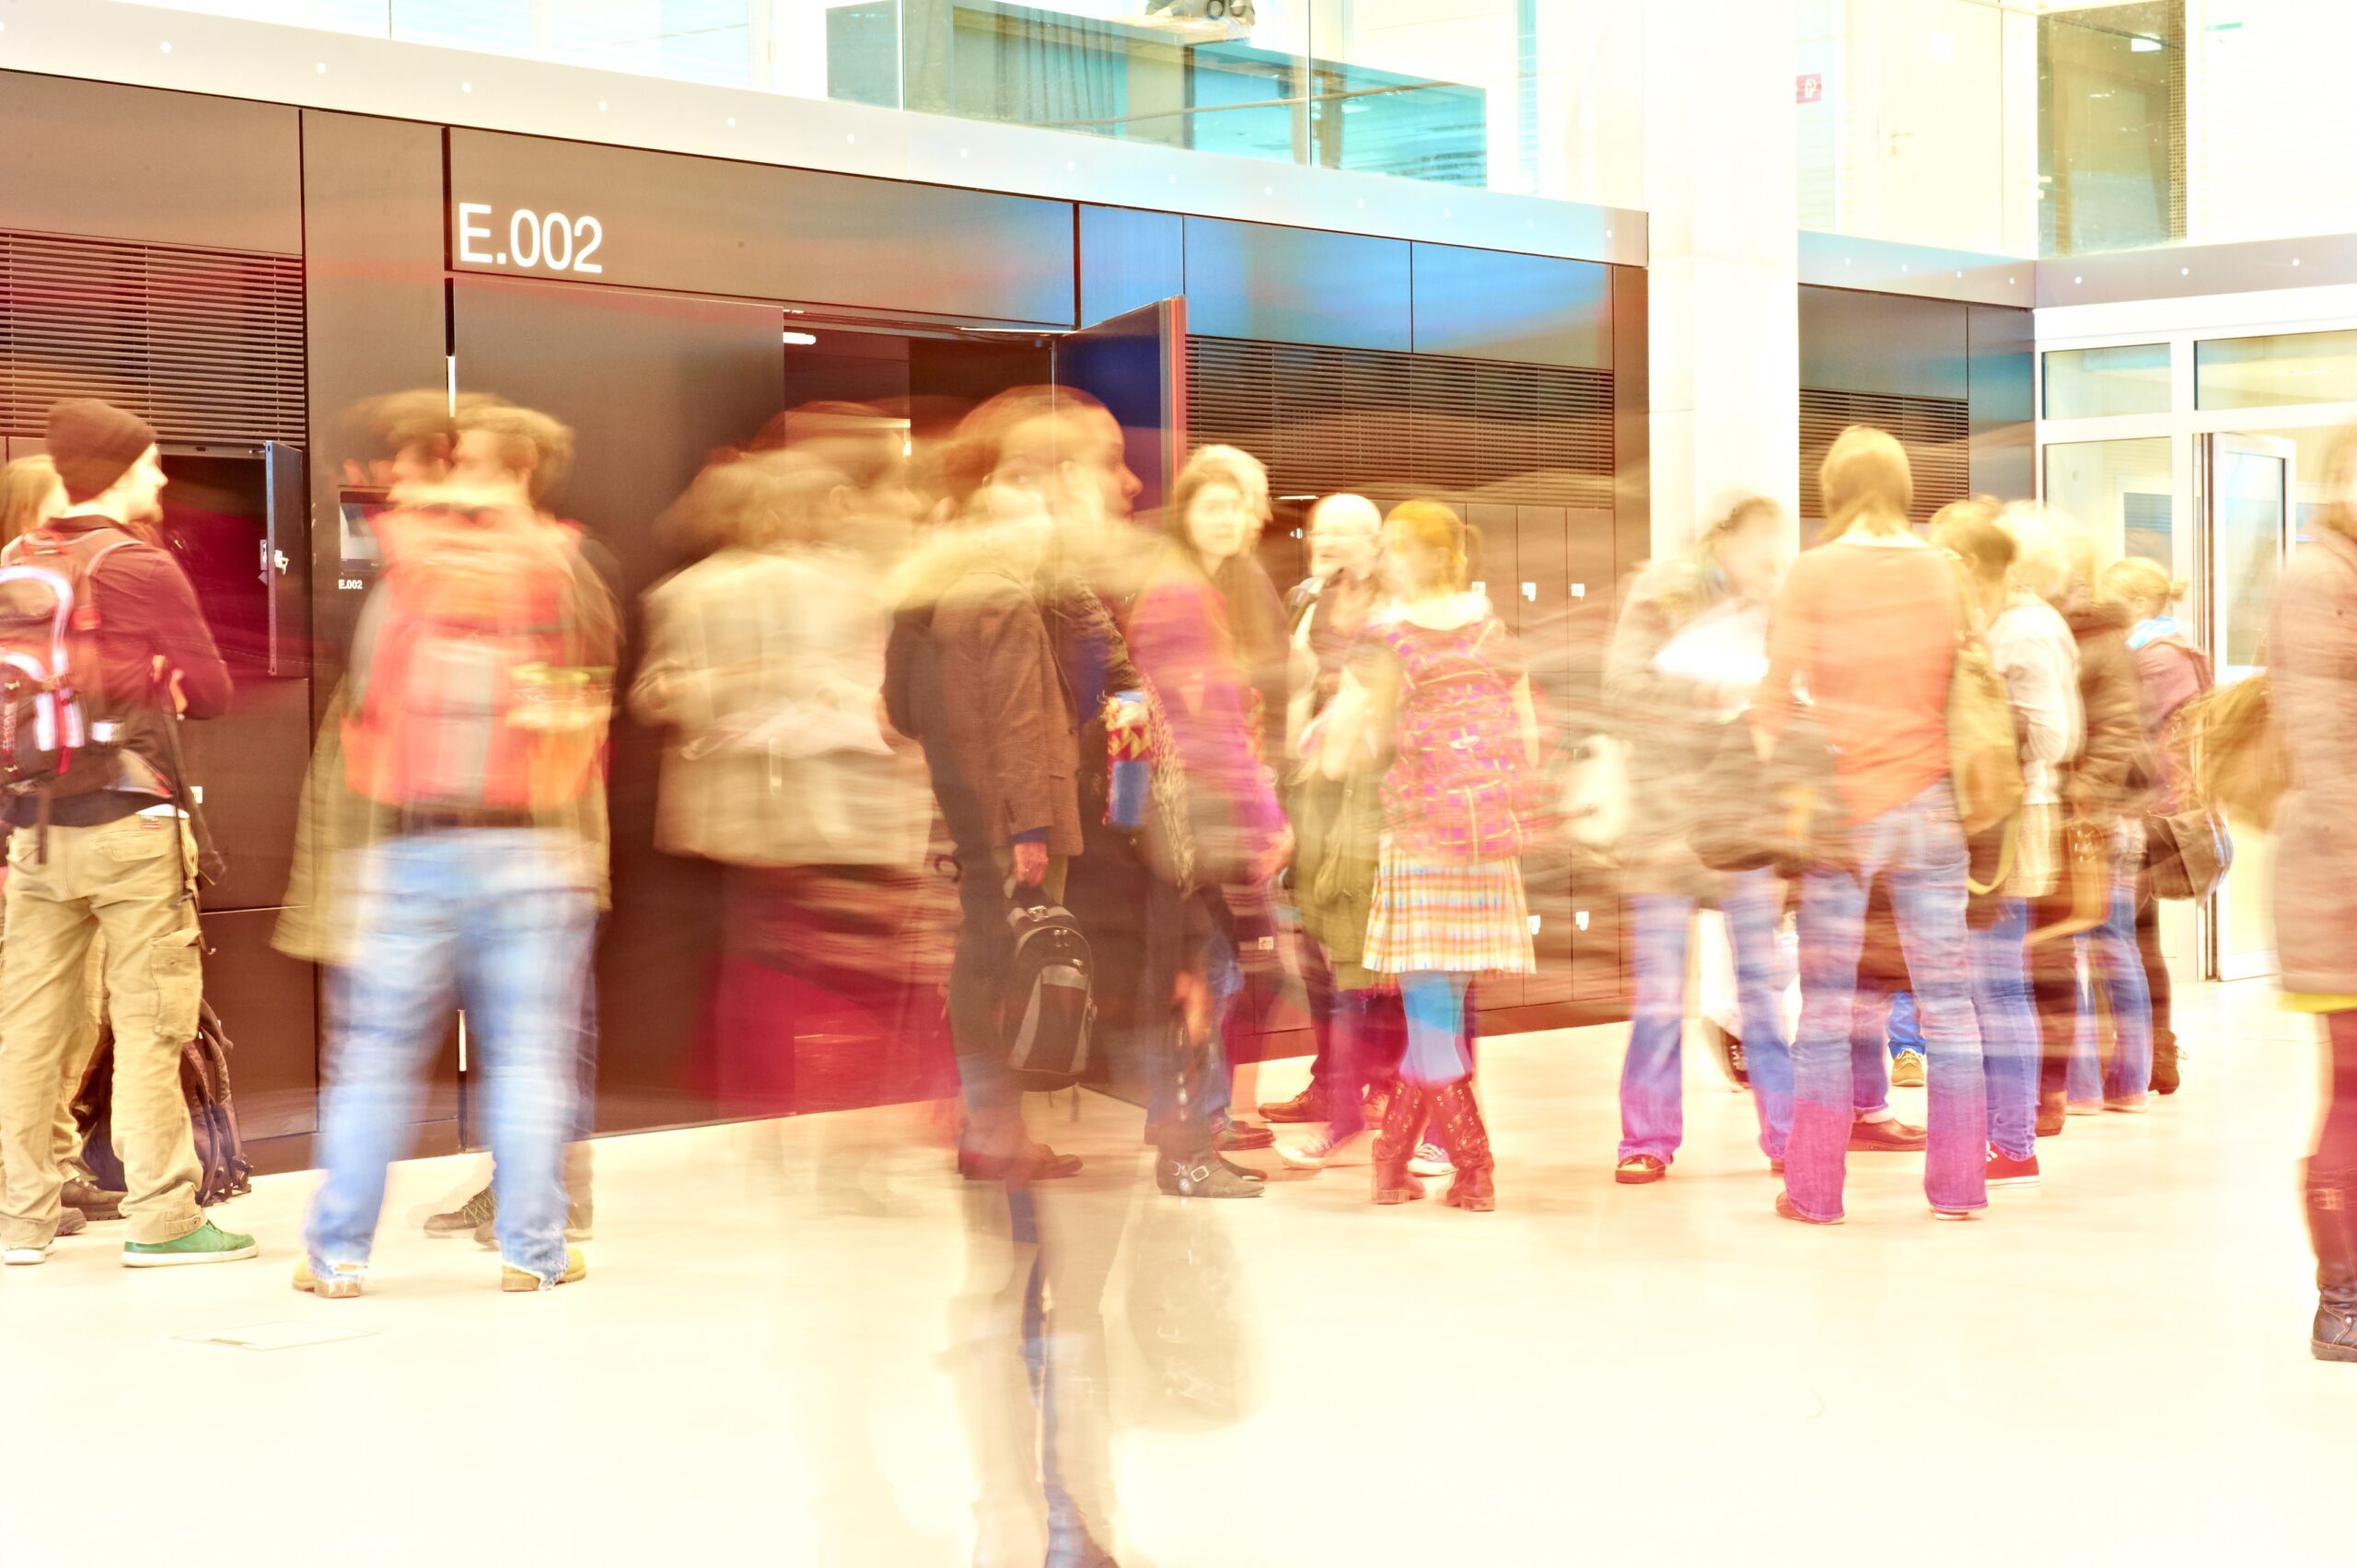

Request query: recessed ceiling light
[
  {"left": 1955, "top": 270, "right": 1962, "bottom": 278},
  {"left": 160, "top": 41, "right": 171, "bottom": 52},
  {"left": 461, "top": 81, "right": 472, "bottom": 93},
  {"left": 2181, "top": 266, "right": 2189, "bottom": 276},
  {"left": 1606, "top": 228, "right": 1614, "bottom": 238},
  {"left": 958, "top": 147, "right": 969, "bottom": 157},
  {"left": 726, "top": 117, "right": 737, "bottom": 127},
  {"left": 845, "top": 133, "right": 855, "bottom": 144},
  {"left": 2293, "top": 257, "right": 2303, "bottom": 267},
  {"left": 1901, "top": 263, "right": 1909, "bottom": 273},
  {"left": 1356, "top": 198, "right": 1364, "bottom": 208},
  {"left": 598, "top": 100, "right": 608, "bottom": 110},
  {"left": 2008, "top": 276, "right": 2015, "bottom": 285},
  {"left": 2074, "top": 275, "right": 2083, "bottom": 284},
  {"left": 1167, "top": 174, "right": 1178, "bottom": 184},
  {"left": 316, "top": 62, "right": 327, "bottom": 74}
]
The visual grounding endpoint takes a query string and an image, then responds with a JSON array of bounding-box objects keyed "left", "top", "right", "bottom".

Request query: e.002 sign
[{"left": 455, "top": 202, "right": 604, "bottom": 275}]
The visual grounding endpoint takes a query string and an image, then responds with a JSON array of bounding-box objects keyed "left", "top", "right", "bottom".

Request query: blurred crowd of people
[{"left": 6, "top": 382, "right": 2354, "bottom": 1566}]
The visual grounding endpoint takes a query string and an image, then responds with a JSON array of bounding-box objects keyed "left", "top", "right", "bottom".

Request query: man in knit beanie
[
  {"left": 0, "top": 400, "right": 251, "bottom": 1269},
  {"left": 45, "top": 399, "right": 160, "bottom": 510}
]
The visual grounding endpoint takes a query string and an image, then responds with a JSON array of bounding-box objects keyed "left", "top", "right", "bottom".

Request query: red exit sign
[{"left": 1796, "top": 73, "right": 1823, "bottom": 104}]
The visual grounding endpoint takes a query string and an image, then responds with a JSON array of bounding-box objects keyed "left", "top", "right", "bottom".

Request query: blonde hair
[
  {"left": 1818, "top": 425, "right": 1913, "bottom": 540},
  {"left": 2100, "top": 556, "right": 2185, "bottom": 617},
  {"left": 1, "top": 454, "right": 63, "bottom": 547},
  {"left": 1386, "top": 499, "right": 1471, "bottom": 591}
]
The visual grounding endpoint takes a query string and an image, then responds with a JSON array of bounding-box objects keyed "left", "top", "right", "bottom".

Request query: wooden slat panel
[
  {"left": 1188, "top": 336, "right": 1612, "bottom": 506},
  {"left": 1798, "top": 387, "right": 1971, "bottom": 527},
  {"left": 2, "top": 230, "right": 306, "bottom": 446}
]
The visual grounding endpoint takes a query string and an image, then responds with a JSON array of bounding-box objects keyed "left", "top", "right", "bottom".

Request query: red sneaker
[{"left": 1986, "top": 1145, "right": 2040, "bottom": 1187}]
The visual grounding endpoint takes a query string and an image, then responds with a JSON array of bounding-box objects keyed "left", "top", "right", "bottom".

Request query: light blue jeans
[
  {"left": 1620, "top": 871, "right": 1793, "bottom": 1163},
  {"left": 1400, "top": 972, "right": 1473, "bottom": 1086},
  {"left": 306, "top": 830, "right": 597, "bottom": 1284},
  {"left": 2078, "top": 864, "right": 2155, "bottom": 1102},
  {"left": 1971, "top": 898, "right": 2040, "bottom": 1160},
  {"left": 1786, "top": 783, "right": 1988, "bottom": 1221}
]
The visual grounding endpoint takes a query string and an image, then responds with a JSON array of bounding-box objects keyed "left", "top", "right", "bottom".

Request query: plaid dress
[{"left": 1357, "top": 613, "right": 1537, "bottom": 976}]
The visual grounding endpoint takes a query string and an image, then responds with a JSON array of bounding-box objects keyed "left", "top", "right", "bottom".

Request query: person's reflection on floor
[{"left": 952, "top": 1159, "right": 1135, "bottom": 1568}]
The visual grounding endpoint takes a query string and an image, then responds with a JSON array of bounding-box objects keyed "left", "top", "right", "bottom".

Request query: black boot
[{"left": 2304, "top": 1165, "right": 2357, "bottom": 1364}]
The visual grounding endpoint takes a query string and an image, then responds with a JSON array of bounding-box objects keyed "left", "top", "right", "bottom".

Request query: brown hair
[
  {"left": 1818, "top": 425, "right": 1913, "bottom": 540},
  {"left": 1386, "top": 499, "right": 1472, "bottom": 592},
  {"left": 754, "top": 401, "right": 905, "bottom": 491},
  {"left": 1, "top": 454, "right": 63, "bottom": 547},
  {"left": 456, "top": 400, "right": 575, "bottom": 505},
  {"left": 1167, "top": 446, "right": 1268, "bottom": 577}
]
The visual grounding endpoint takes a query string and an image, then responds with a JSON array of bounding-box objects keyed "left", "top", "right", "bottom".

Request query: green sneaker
[
  {"left": 122, "top": 1221, "right": 259, "bottom": 1269},
  {"left": 425, "top": 1186, "right": 495, "bottom": 1237}
]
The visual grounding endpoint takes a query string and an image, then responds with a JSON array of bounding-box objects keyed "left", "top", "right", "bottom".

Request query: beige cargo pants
[
  {"left": 0, "top": 866, "right": 107, "bottom": 1191},
  {"left": 0, "top": 814, "right": 204, "bottom": 1248}
]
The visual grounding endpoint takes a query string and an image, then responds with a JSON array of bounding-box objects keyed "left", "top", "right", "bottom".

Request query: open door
[
  {"left": 1053, "top": 297, "right": 1187, "bottom": 520},
  {"left": 2201, "top": 430, "right": 2294, "bottom": 982}
]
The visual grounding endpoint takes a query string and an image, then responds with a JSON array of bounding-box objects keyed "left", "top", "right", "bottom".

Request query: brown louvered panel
[
  {"left": 1188, "top": 336, "right": 1611, "bottom": 506},
  {"left": 2, "top": 229, "right": 305, "bottom": 446},
  {"left": 1798, "top": 388, "right": 1970, "bottom": 526}
]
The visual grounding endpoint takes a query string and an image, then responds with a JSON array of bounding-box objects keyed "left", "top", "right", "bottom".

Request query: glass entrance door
[{"left": 2202, "top": 432, "right": 2295, "bottom": 981}]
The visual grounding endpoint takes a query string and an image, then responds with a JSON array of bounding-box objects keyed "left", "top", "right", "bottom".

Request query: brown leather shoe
[
  {"left": 1257, "top": 1086, "right": 1325, "bottom": 1124},
  {"left": 1428, "top": 1079, "right": 1495, "bottom": 1212},
  {"left": 1848, "top": 1118, "right": 1928, "bottom": 1153},
  {"left": 1371, "top": 1085, "right": 1430, "bottom": 1205},
  {"left": 55, "top": 1206, "right": 87, "bottom": 1238},
  {"left": 958, "top": 1143, "right": 1084, "bottom": 1182},
  {"left": 2036, "top": 1092, "right": 2067, "bottom": 1138},
  {"left": 63, "top": 1179, "right": 123, "bottom": 1222}
]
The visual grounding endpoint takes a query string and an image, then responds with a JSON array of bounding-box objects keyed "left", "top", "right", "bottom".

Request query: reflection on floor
[{"left": 6, "top": 981, "right": 2345, "bottom": 1567}]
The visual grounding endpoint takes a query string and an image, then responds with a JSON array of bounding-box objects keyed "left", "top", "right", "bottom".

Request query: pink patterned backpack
[{"left": 1381, "top": 615, "right": 1530, "bottom": 861}]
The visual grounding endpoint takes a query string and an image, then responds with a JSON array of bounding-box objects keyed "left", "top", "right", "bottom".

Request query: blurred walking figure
[
  {"left": 632, "top": 444, "right": 933, "bottom": 1122},
  {"left": 1127, "top": 447, "right": 1291, "bottom": 1196},
  {"left": 2265, "top": 425, "right": 2357, "bottom": 1364},
  {"left": 1933, "top": 502, "right": 2081, "bottom": 1189},
  {"left": 298, "top": 401, "right": 616, "bottom": 1295},
  {"left": 1752, "top": 427, "right": 1988, "bottom": 1224},
  {"left": 1607, "top": 494, "right": 1794, "bottom": 1184},
  {"left": 2102, "top": 556, "right": 2212, "bottom": 1096},
  {"left": 1320, "top": 502, "right": 1538, "bottom": 1211},
  {"left": 2010, "top": 507, "right": 2152, "bottom": 1122},
  {"left": 1270, "top": 493, "right": 1411, "bottom": 1167},
  {"left": 0, "top": 402, "right": 246, "bottom": 1267}
]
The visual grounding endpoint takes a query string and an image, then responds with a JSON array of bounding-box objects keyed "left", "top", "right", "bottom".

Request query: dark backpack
[
  {"left": 0, "top": 526, "right": 143, "bottom": 804},
  {"left": 1000, "top": 899, "right": 1096, "bottom": 1092},
  {"left": 73, "top": 998, "right": 254, "bottom": 1208}
]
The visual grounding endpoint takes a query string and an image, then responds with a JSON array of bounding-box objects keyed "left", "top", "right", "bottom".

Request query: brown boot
[
  {"left": 1429, "top": 1079, "right": 1495, "bottom": 1212},
  {"left": 1372, "top": 1084, "right": 1429, "bottom": 1205}
]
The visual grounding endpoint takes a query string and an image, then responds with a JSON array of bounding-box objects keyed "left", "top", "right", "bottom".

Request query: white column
[{"left": 1641, "top": 0, "right": 1801, "bottom": 559}]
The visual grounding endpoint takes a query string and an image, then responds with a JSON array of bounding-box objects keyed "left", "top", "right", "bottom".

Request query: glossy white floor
[{"left": 8, "top": 979, "right": 2345, "bottom": 1568}]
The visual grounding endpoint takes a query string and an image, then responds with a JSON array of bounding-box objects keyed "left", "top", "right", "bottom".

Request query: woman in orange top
[{"left": 1750, "top": 426, "right": 1988, "bottom": 1225}]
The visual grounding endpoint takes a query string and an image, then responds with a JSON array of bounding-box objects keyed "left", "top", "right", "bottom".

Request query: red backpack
[
  {"left": 0, "top": 526, "right": 143, "bottom": 802},
  {"left": 1381, "top": 614, "right": 1533, "bottom": 860},
  {"left": 342, "top": 504, "right": 610, "bottom": 814}
]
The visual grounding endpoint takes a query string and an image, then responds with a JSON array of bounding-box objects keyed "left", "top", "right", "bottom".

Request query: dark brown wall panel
[
  {"left": 447, "top": 129, "right": 1075, "bottom": 326},
  {"left": 1182, "top": 217, "right": 1411, "bottom": 352},
  {"left": 1799, "top": 285, "right": 1968, "bottom": 402},
  {"left": 0, "top": 71, "right": 300, "bottom": 255},
  {"left": 1968, "top": 302, "right": 2035, "bottom": 502}
]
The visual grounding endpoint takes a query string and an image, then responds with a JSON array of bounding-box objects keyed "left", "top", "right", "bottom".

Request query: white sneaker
[
  {"left": 1408, "top": 1143, "right": 1453, "bottom": 1179},
  {"left": 1277, "top": 1129, "right": 1371, "bottom": 1170},
  {"left": 4, "top": 1242, "right": 52, "bottom": 1266}
]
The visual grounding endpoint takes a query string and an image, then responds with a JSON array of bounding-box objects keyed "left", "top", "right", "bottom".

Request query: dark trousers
[
  {"left": 2134, "top": 880, "right": 2176, "bottom": 1065},
  {"left": 2027, "top": 889, "right": 2080, "bottom": 1102}
]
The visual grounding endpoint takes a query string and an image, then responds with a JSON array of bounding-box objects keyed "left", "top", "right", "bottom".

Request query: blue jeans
[
  {"left": 1886, "top": 992, "right": 1923, "bottom": 1056},
  {"left": 2082, "top": 866, "right": 2154, "bottom": 1101},
  {"left": 306, "top": 830, "right": 596, "bottom": 1283},
  {"left": 1971, "top": 899, "right": 2039, "bottom": 1160},
  {"left": 1786, "top": 783, "right": 1988, "bottom": 1220},
  {"left": 1620, "top": 871, "right": 1793, "bottom": 1163},
  {"left": 1141, "top": 889, "right": 1237, "bottom": 1151}
]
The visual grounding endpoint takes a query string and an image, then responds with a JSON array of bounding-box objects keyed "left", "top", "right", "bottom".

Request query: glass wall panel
[
  {"left": 110, "top": 0, "right": 1645, "bottom": 204},
  {"left": 2042, "top": 343, "right": 2170, "bottom": 421},
  {"left": 2197, "top": 330, "right": 2357, "bottom": 411},
  {"left": 2044, "top": 436, "right": 2172, "bottom": 566}
]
